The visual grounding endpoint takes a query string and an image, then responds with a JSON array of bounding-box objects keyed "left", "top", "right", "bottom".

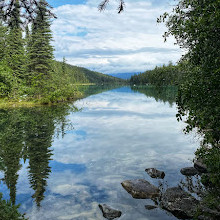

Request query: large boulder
[
  {"left": 180, "top": 167, "right": 199, "bottom": 176},
  {"left": 98, "top": 204, "right": 122, "bottom": 220},
  {"left": 121, "top": 179, "right": 160, "bottom": 199},
  {"left": 145, "top": 168, "right": 165, "bottom": 179},
  {"left": 194, "top": 159, "right": 208, "bottom": 173},
  {"left": 160, "top": 187, "right": 199, "bottom": 219}
]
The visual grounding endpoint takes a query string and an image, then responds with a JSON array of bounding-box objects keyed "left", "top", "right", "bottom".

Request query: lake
[{"left": 0, "top": 86, "right": 200, "bottom": 220}]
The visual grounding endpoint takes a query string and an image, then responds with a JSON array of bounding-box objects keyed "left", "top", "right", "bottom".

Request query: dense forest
[
  {"left": 53, "top": 61, "right": 125, "bottom": 86},
  {"left": 130, "top": 62, "right": 185, "bottom": 86},
  {"left": 0, "top": 0, "right": 124, "bottom": 105}
]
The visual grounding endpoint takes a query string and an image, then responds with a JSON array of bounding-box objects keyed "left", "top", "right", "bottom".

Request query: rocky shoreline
[{"left": 99, "top": 161, "right": 219, "bottom": 220}]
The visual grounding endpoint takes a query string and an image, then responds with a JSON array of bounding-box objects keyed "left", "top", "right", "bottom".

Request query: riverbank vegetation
[
  {"left": 130, "top": 0, "right": 219, "bottom": 214},
  {"left": 159, "top": 0, "right": 220, "bottom": 215}
]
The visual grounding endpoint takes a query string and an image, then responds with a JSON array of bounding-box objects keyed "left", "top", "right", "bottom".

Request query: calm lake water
[{"left": 0, "top": 86, "right": 200, "bottom": 220}]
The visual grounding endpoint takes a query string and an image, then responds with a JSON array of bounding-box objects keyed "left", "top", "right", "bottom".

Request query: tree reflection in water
[{"left": 0, "top": 104, "right": 78, "bottom": 207}]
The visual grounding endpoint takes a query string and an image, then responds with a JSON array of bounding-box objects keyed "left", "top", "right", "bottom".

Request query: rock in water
[
  {"left": 145, "top": 168, "right": 165, "bottom": 179},
  {"left": 160, "top": 187, "right": 199, "bottom": 219},
  {"left": 121, "top": 179, "right": 160, "bottom": 199},
  {"left": 145, "top": 205, "right": 157, "bottom": 210},
  {"left": 180, "top": 167, "right": 198, "bottom": 176},
  {"left": 98, "top": 204, "right": 122, "bottom": 220}
]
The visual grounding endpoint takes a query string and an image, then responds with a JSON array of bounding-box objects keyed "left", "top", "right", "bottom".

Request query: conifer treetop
[{"left": 0, "top": 0, "right": 56, "bottom": 24}]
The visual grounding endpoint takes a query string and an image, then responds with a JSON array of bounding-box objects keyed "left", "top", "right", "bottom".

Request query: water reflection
[
  {"left": 0, "top": 104, "right": 76, "bottom": 207},
  {"left": 0, "top": 86, "right": 201, "bottom": 219},
  {"left": 131, "top": 86, "right": 178, "bottom": 106}
]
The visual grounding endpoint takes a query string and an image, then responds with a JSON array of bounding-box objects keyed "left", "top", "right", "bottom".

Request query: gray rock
[
  {"left": 98, "top": 204, "right": 122, "bottom": 220},
  {"left": 180, "top": 167, "right": 198, "bottom": 176},
  {"left": 160, "top": 187, "right": 199, "bottom": 219},
  {"left": 121, "top": 179, "right": 160, "bottom": 199},
  {"left": 145, "top": 168, "right": 165, "bottom": 179},
  {"left": 194, "top": 159, "right": 208, "bottom": 173},
  {"left": 145, "top": 205, "right": 158, "bottom": 210}
]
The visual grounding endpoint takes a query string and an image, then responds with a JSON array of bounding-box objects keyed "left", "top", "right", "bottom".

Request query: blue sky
[{"left": 49, "top": 0, "right": 182, "bottom": 74}]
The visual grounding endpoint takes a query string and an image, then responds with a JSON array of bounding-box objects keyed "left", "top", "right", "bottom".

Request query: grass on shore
[{"left": 0, "top": 91, "right": 84, "bottom": 108}]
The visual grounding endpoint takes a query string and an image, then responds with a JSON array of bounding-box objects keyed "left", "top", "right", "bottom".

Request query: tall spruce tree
[
  {"left": 0, "top": 15, "right": 14, "bottom": 97},
  {"left": 5, "top": 0, "right": 25, "bottom": 82},
  {"left": 28, "top": 0, "right": 54, "bottom": 95},
  {"left": 24, "top": 25, "right": 32, "bottom": 85}
]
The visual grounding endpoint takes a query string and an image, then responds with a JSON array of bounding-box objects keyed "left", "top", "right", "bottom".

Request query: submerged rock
[
  {"left": 194, "top": 159, "right": 208, "bottom": 173},
  {"left": 98, "top": 204, "right": 122, "bottom": 220},
  {"left": 160, "top": 187, "right": 199, "bottom": 219},
  {"left": 121, "top": 179, "right": 160, "bottom": 199},
  {"left": 180, "top": 167, "right": 198, "bottom": 176},
  {"left": 145, "top": 205, "right": 158, "bottom": 210},
  {"left": 145, "top": 168, "right": 165, "bottom": 179}
]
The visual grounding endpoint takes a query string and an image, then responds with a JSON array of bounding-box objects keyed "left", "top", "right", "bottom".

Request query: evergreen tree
[
  {"left": 28, "top": 0, "right": 54, "bottom": 94},
  {"left": 24, "top": 25, "right": 32, "bottom": 85},
  {"left": 5, "top": 0, "right": 25, "bottom": 82},
  {"left": 0, "top": 18, "right": 7, "bottom": 61}
]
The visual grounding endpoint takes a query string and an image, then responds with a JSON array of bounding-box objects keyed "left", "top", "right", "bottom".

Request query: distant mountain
[
  {"left": 53, "top": 61, "right": 125, "bottom": 84},
  {"left": 109, "top": 72, "right": 141, "bottom": 79}
]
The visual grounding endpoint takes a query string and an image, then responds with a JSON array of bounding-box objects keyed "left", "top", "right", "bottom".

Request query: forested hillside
[
  {"left": 0, "top": 0, "right": 124, "bottom": 105},
  {"left": 53, "top": 61, "right": 125, "bottom": 85}
]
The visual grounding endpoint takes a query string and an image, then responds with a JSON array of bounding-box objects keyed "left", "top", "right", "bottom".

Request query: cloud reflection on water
[{"left": 19, "top": 87, "right": 198, "bottom": 219}]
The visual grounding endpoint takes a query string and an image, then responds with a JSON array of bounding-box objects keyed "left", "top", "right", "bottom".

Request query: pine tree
[
  {"left": 24, "top": 25, "right": 32, "bottom": 85},
  {"left": 5, "top": 0, "right": 25, "bottom": 81},
  {"left": 0, "top": 19, "right": 7, "bottom": 61},
  {"left": 28, "top": 0, "right": 54, "bottom": 94}
]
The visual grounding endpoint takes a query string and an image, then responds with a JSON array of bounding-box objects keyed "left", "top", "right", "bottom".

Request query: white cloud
[{"left": 51, "top": 0, "right": 183, "bottom": 74}]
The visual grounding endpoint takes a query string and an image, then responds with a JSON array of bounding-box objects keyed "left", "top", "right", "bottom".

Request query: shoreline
[{"left": 0, "top": 91, "right": 84, "bottom": 108}]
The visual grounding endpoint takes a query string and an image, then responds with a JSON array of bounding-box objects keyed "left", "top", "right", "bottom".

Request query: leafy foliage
[
  {"left": 158, "top": 0, "right": 220, "bottom": 146},
  {"left": 159, "top": 0, "right": 220, "bottom": 190}
]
